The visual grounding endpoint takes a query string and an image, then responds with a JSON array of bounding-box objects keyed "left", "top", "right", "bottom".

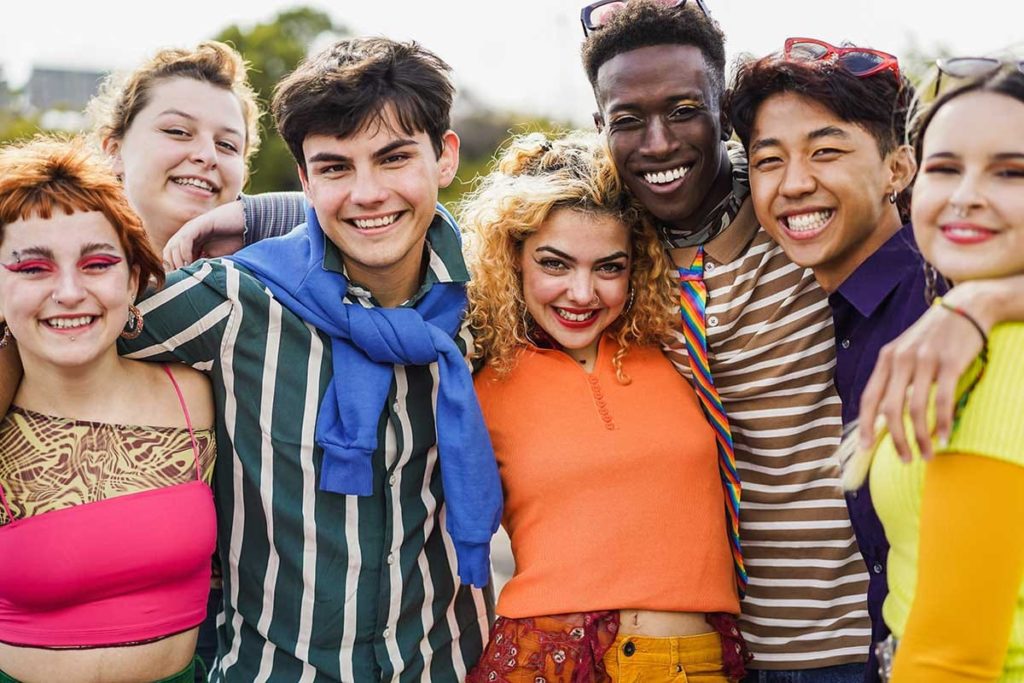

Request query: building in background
[{"left": 26, "top": 66, "right": 106, "bottom": 112}]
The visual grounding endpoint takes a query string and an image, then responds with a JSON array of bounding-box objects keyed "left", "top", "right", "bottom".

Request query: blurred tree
[
  {"left": 900, "top": 35, "right": 953, "bottom": 87},
  {"left": 0, "top": 113, "right": 42, "bottom": 144},
  {"left": 214, "top": 8, "right": 347, "bottom": 193},
  {"left": 212, "top": 8, "right": 569, "bottom": 205},
  {"left": 442, "top": 96, "right": 572, "bottom": 206}
]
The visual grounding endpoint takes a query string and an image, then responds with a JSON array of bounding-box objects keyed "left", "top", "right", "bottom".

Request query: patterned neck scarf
[{"left": 658, "top": 142, "right": 750, "bottom": 249}]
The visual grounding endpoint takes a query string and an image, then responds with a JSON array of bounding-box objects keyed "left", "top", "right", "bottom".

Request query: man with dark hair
[
  {"left": 730, "top": 48, "right": 920, "bottom": 683},
  {"left": 581, "top": 2, "right": 872, "bottom": 680},
  {"left": 730, "top": 45, "right": 1024, "bottom": 682},
  {"left": 116, "top": 37, "right": 502, "bottom": 681}
]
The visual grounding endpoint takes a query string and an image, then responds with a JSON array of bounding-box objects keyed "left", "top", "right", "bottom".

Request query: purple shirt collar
[{"left": 835, "top": 225, "right": 922, "bottom": 320}]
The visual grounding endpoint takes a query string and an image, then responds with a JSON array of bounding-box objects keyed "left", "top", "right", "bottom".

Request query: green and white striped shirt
[{"left": 121, "top": 213, "right": 493, "bottom": 682}]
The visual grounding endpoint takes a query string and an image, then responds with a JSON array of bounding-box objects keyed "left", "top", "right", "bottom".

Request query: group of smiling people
[{"left": 0, "top": 1, "right": 1022, "bottom": 682}]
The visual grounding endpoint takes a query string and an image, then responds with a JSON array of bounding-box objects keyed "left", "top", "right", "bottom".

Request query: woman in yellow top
[{"left": 847, "top": 67, "right": 1024, "bottom": 681}]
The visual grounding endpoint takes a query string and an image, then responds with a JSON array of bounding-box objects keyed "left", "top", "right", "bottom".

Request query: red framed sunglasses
[
  {"left": 580, "top": 0, "right": 711, "bottom": 37},
  {"left": 784, "top": 37, "right": 900, "bottom": 82}
]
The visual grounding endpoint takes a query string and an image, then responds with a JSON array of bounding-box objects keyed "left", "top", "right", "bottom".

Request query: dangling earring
[
  {"left": 888, "top": 190, "right": 898, "bottom": 204},
  {"left": 0, "top": 323, "right": 12, "bottom": 349},
  {"left": 622, "top": 287, "right": 635, "bottom": 316},
  {"left": 120, "top": 304, "right": 144, "bottom": 340},
  {"left": 521, "top": 308, "right": 539, "bottom": 346}
]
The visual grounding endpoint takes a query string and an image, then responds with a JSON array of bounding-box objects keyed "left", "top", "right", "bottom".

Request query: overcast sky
[{"left": 3, "top": 0, "right": 1022, "bottom": 126}]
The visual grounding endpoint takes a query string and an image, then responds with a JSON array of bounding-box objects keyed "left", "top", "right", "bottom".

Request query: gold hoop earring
[
  {"left": 0, "top": 323, "right": 12, "bottom": 349},
  {"left": 120, "top": 304, "right": 144, "bottom": 340}
]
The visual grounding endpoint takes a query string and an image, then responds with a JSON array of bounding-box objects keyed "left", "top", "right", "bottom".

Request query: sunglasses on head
[
  {"left": 933, "top": 56, "right": 1024, "bottom": 96},
  {"left": 580, "top": 0, "right": 711, "bottom": 37},
  {"left": 784, "top": 37, "right": 901, "bottom": 82}
]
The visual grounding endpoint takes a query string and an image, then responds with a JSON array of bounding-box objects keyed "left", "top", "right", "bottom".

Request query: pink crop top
[{"left": 0, "top": 365, "right": 216, "bottom": 648}]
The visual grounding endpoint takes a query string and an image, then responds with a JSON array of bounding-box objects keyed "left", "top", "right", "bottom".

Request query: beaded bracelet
[{"left": 937, "top": 298, "right": 989, "bottom": 362}]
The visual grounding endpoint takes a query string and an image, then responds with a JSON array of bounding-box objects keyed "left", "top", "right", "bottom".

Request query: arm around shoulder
[{"left": 120, "top": 262, "right": 238, "bottom": 367}]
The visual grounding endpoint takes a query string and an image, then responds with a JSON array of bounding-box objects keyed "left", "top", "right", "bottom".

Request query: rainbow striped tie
[{"left": 677, "top": 246, "right": 747, "bottom": 595}]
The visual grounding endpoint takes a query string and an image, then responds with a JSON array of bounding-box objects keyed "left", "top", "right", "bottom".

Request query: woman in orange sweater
[{"left": 463, "top": 132, "right": 745, "bottom": 682}]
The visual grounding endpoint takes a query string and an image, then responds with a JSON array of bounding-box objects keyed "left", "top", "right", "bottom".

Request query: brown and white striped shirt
[{"left": 666, "top": 197, "right": 871, "bottom": 669}]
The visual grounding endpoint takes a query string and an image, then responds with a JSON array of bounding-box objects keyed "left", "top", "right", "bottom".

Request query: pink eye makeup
[
  {"left": 3, "top": 259, "right": 56, "bottom": 274},
  {"left": 78, "top": 254, "right": 123, "bottom": 269}
]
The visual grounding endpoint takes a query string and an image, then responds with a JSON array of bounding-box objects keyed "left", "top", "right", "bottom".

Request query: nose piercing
[{"left": 52, "top": 294, "right": 62, "bottom": 305}]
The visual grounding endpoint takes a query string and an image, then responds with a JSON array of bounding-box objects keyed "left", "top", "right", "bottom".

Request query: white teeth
[
  {"left": 555, "top": 308, "right": 597, "bottom": 322},
  {"left": 944, "top": 226, "right": 989, "bottom": 239},
  {"left": 643, "top": 165, "right": 690, "bottom": 185},
  {"left": 46, "top": 316, "right": 93, "bottom": 329},
  {"left": 353, "top": 213, "right": 400, "bottom": 229},
  {"left": 173, "top": 177, "right": 215, "bottom": 192},
  {"left": 786, "top": 210, "right": 833, "bottom": 232}
]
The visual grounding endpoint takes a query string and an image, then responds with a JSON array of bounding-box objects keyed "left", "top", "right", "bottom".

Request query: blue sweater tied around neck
[{"left": 228, "top": 204, "right": 501, "bottom": 587}]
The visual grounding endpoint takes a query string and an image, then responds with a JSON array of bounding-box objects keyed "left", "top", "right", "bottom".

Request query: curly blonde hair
[
  {"left": 461, "top": 131, "right": 675, "bottom": 384},
  {"left": 87, "top": 41, "right": 261, "bottom": 171}
]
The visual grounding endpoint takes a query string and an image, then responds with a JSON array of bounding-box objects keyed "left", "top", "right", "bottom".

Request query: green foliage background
[
  {"left": 0, "top": 9, "right": 953, "bottom": 206},
  {"left": 214, "top": 7, "right": 341, "bottom": 194}
]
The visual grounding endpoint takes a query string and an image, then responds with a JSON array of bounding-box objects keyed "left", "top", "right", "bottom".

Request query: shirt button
[
  {"left": 707, "top": 315, "right": 719, "bottom": 327},
  {"left": 623, "top": 641, "right": 636, "bottom": 656},
  {"left": 704, "top": 261, "right": 715, "bottom": 273},
  {"left": 872, "top": 562, "right": 884, "bottom": 574},
  {"left": 392, "top": 401, "right": 401, "bottom": 412},
  {"left": 383, "top": 627, "right": 391, "bottom": 639},
  {"left": 387, "top": 553, "right": 395, "bottom": 565},
  {"left": 388, "top": 474, "right": 397, "bottom": 487},
  {"left": 841, "top": 338, "right": 851, "bottom": 349}
]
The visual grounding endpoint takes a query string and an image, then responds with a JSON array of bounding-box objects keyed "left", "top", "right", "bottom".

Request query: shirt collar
[
  {"left": 668, "top": 193, "right": 760, "bottom": 269},
  {"left": 835, "top": 224, "right": 921, "bottom": 319},
  {"left": 323, "top": 204, "right": 470, "bottom": 306}
]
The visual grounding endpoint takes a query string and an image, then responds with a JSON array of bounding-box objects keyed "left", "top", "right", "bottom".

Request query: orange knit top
[{"left": 475, "top": 335, "right": 739, "bottom": 618}]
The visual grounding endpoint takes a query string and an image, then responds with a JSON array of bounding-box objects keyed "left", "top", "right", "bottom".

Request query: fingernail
[{"left": 938, "top": 434, "right": 949, "bottom": 449}]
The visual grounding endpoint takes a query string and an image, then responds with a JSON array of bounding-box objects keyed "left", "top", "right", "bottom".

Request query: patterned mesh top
[
  {"left": 0, "top": 407, "right": 214, "bottom": 524},
  {"left": 0, "top": 377, "right": 217, "bottom": 648}
]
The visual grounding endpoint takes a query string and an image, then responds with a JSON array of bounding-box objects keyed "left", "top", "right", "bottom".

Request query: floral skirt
[{"left": 467, "top": 611, "right": 620, "bottom": 683}]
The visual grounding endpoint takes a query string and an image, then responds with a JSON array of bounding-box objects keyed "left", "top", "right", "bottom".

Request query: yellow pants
[{"left": 601, "top": 631, "right": 730, "bottom": 682}]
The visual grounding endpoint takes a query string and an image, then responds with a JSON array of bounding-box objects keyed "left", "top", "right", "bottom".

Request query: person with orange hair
[{"left": 0, "top": 137, "right": 216, "bottom": 683}]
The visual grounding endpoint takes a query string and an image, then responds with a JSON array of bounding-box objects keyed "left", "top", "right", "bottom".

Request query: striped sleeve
[
  {"left": 666, "top": 224, "right": 871, "bottom": 668},
  {"left": 118, "top": 260, "right": 237, "bottom": 369},
  {"left": 241, "top": 191, "right": 307, "bottom": 244}
]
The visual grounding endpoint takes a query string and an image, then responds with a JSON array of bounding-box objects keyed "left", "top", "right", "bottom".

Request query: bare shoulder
[{"left": 163, "top": 363, "right": 215, "bottom": 431}]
